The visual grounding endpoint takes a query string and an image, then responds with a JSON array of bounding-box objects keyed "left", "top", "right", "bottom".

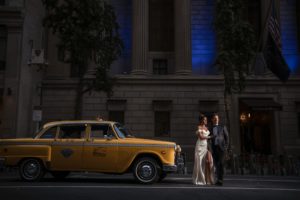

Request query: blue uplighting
[
  {"left": 111, "top": 0, "right": 132, "bottom": 74},
  {"left": 281, "top": 0, "right": 300, "bottom": 73},
  {"left": 191, "top": 0, "right": 217, "bottom": 75}
]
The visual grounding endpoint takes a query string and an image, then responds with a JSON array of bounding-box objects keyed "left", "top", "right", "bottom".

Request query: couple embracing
[{"left": 192, "top": 113, "right": 229, "bottom": 186}]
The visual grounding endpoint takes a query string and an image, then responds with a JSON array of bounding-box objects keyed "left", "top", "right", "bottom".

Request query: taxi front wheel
[
  {"left": 133, "top": 157, "right": 160, "bottom": 184},
  {"left": 19, "top": 158, "right": 45, "bottom": 182}
]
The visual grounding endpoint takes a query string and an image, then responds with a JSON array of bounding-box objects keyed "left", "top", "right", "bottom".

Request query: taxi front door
[{"left": 83, "top": 124, "right": 118, "bottom": 172}]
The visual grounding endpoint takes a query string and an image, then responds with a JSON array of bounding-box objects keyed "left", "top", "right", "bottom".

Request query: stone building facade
[{"left": 0, "top": 0, "right": 300, "bottom": 164}]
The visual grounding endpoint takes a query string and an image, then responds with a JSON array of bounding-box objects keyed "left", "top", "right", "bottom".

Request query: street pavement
[{"left": 0, "top": 171, "right": 300, "bottom": 200}]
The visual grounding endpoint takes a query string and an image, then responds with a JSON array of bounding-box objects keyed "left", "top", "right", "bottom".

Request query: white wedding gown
[{"left": 192, "top": 129, "right": 214, "bottom": 185}]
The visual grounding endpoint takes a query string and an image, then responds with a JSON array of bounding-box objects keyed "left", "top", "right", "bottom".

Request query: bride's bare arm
[{"left": 198, "top": 130, "right": 210, "bottom": 140}]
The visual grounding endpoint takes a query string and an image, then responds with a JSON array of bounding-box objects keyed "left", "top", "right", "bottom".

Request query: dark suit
[{"left": 209, "top": 124, "right": 229, "bottom": 183}]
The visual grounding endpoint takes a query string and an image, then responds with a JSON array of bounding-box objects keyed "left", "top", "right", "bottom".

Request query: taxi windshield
[{"left": 114, "top": 123, "right": 134, "bottom": 138}]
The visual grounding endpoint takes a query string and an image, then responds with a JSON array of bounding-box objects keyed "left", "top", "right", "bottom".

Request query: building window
[
  {"left": 153, "top": 59, "right": 168, "bottom": 75},
  {"left": 107, "top": 99, "right": 126, "bottom": 124},
  {"left": 155, "top": 111, "right": 170, "bottom": 137},
  {"left": 0, "top": 26, "right": 7, "bottom": 71},
  {"left": 245, "top": 0, "right": 261, "bottom": 42},
  {"left": 153, "top": 100, "right": 172, "bottom": 137},
  {"left": 149, "top": 0, "right": 174, "bottom": 52},
  {"left": 109, "top": 111, "right": 125, "bottom": 124}
]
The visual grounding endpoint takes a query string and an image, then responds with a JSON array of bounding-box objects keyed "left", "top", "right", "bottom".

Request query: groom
[{"left": 209, "top": 113, "right": 229, "bottom": 186}]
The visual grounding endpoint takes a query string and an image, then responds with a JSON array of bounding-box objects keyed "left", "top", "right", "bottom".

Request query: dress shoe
[{"left": 215, "top": 181, "right": 223, "bottom": 186}]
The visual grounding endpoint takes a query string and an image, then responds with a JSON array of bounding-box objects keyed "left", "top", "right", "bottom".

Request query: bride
[{"left": 192, "top": 114, "right": 214, "bottom": 185}]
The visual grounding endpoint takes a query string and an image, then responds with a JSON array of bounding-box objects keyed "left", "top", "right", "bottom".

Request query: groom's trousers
[{"left": 212, "top": 146, "right": 225, "bottom": 182}]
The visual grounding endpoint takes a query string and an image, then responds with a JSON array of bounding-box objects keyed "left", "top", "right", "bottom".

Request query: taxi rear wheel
[
  {"left": 50, "top": 171, "right": 70, "bottom": 179},
  {"left": 133, "top": 157, "right": 160, "bottom": 184},
  {"left": 19, "top": 158, "right": 45, "bottom": 182}
]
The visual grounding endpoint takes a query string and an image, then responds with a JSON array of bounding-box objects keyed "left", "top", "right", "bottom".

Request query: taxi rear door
[{"left": 50, "top": 124, "right": 86, "bottom": 170}]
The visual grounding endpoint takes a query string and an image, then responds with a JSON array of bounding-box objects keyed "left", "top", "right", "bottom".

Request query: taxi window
[
  {"left": 58, "top": 125, "right": 86, "bottom": 139},
  {"left": 90, "top": 124, "right": 115, "bottom": 139},
  {"left": 40, "top": 126, "right": 57, "bottom": 139}
]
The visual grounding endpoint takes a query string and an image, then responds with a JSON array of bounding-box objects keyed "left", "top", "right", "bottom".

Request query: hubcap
[
  {"left": 23, "top": 160, "right": 40, "bottom": 179},
  {"left": 137, "top": 161, "right": 156, "bottom": 181},
  {"left": 140, "top": 165, "right": 152, "bottom": 178}
]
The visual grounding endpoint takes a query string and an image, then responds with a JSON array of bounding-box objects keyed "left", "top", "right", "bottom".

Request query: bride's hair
[{"left": 198, "top": 114, "right": 206, "bottom": 125}]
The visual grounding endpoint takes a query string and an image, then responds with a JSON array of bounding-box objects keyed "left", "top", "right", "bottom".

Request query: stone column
[
  {"left": 131, "top": 0, "right": 149, "bottom": 75},
  {"left": 2, "top": 25, "right": 23, "bottom": 138},
  {"left": 175, "top": 0, "right": 192, "bottom": 75}
]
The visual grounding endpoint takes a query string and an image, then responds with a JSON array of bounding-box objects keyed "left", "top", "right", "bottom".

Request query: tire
[
  {"left": 19, "top": 158, "right": 45, "bottom": 182},
  {"left": 158, "top": 172, "right": 167, "bottom": 182},
  {"left": 50, "top": 171, "right": 70, "bottom": 179},
  {"left": 133, "top": 157, "right": 160, "bottom": 184}
]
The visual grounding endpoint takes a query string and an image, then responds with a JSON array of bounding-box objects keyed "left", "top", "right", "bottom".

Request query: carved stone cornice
[{"left": 42, "top": 75, "right": 300, "bottom": 89}]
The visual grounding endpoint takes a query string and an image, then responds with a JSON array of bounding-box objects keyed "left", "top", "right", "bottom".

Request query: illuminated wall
[
  {"left": 109, "top": 0, "right": 300, "bottom": 76},
  {"left": 191, "top": 0, "right": 217, "bottom": 75},
  {"left": 110, "top": 0, "right": 132, "bottom": 75},
  {"left": 280, "top": 0, "right": 300, "bottom": 74}
]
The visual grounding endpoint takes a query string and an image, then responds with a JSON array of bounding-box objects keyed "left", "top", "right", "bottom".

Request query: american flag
[
  {"left": 262, "top": 0, "right": 290, "bottom": 82},
  {"left": 268, "top": 0, "right": 282, "bottom": 51}
]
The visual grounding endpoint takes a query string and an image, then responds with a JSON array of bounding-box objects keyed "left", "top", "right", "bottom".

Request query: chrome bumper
[
  {"left": 175, "top": 153, "right": 186, "bottom": 173},
  {"left": 162, "top": 164, "right": 177, "bottom": 172}
]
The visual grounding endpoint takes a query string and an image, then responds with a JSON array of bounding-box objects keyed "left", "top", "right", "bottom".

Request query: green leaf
[{"left": 42, "top": 0, "right": 123, "bottom": 94}]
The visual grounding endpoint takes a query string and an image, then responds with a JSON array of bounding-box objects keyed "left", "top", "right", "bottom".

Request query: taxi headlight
[{"left": 175, "top": 145, "right": 181, "bottom": 153}]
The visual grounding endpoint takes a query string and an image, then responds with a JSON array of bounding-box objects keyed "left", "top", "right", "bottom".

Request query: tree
[
  {"left": 214, "top": 0, "right": 256, "bottom": 131},
  {"left": 42, "top": 0, "right": 123, "bottom": 119}
]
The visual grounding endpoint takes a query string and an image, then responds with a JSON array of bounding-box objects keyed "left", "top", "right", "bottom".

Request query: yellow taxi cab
[{"left": 0, "top": 120, "right": 181, "bottom": 184}]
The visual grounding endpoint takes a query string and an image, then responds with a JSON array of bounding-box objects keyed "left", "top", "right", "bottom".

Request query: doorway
[{"left": 239, "top": 98, "right": 280, "bottom": 155}]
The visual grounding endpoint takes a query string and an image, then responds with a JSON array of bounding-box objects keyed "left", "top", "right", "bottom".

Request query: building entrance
[
  {"left": 239, "top": 98, "right": 281, "bottom": 155},
  {"left": 240, "top": 110, "right": 272, "bottom": 154}
]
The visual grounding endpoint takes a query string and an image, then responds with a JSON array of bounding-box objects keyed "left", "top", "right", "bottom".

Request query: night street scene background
[{"left": 1, "top": 0, "right": 300, "bottom": 200}]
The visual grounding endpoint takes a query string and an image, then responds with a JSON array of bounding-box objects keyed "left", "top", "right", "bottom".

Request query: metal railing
[{"left": 226, "top": 154, "right": 300, "bottom": 176}]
